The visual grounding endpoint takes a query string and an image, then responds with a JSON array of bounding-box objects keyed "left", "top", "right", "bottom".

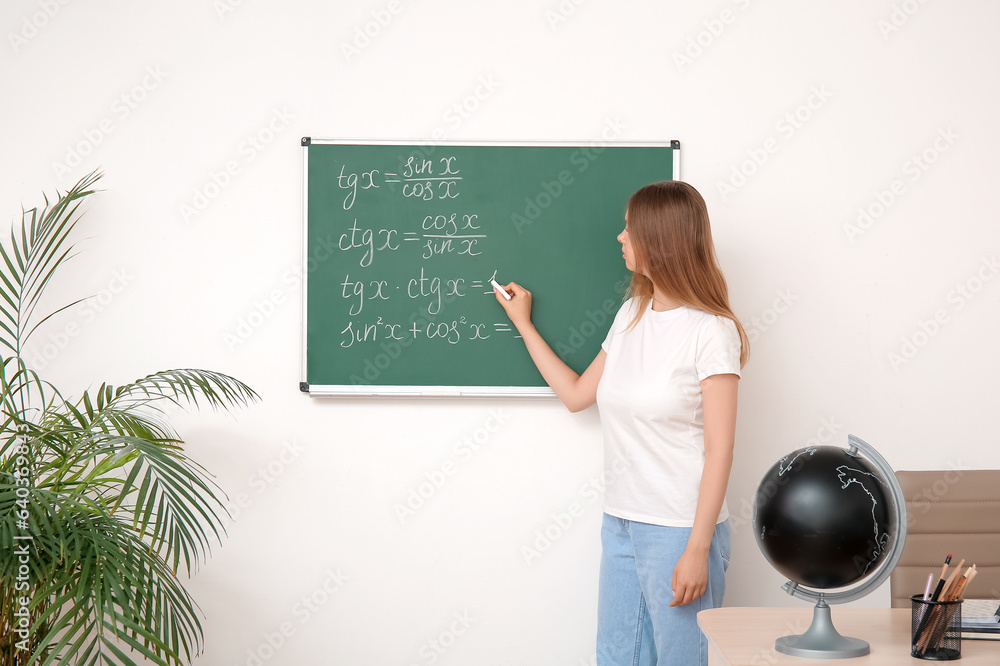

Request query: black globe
[{"left": 753, "top": 445, "right": 897, "bottom": 589}]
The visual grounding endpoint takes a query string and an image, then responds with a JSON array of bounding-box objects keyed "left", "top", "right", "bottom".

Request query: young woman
[{"left": 494, "top": 180, "right": 749, "bottom": 665}]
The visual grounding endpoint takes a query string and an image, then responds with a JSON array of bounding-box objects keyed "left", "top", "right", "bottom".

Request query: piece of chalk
[{"left": 490, "top": 278, "right": 512, "bottom": 300}]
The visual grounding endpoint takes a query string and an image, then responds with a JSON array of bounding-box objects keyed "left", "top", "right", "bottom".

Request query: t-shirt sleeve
[
  {"left": 601, "top": 322, "right": 616, "bottom": 352},
  {"left": 695, "top": 315, "right": 743, "bottom": 380},
  {"left": 601, "top": 298, "right": 633, "bottom": 352}
]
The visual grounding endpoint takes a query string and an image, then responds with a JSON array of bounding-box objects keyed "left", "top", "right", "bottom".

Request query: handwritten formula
[{"left": 331, "top": 154, "right": 515, "bottom": 349}]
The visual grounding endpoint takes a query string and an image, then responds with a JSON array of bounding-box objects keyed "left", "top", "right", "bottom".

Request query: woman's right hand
[
  {"left": 493, "top": 279, "right": 604, "bottom": 412},
  {"left": 494, "top": 281, "right": 533, "bottom": 331}
]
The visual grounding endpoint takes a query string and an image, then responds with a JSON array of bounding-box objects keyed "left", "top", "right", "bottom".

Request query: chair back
[{"left": 890, "top": 470, "right": 1000, "bottom": 608}]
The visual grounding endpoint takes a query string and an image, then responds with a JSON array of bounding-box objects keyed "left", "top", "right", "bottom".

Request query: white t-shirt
[{"left": 596, "top": 299, "right": 742, "bottom": 527}]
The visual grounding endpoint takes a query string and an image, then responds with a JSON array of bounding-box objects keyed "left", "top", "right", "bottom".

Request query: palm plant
[{"left": 0, "top": 171, "right": 259, "bottom": 665}]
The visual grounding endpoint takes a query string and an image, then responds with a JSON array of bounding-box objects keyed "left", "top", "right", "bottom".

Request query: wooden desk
[{"left": 698, "top": 607, "right": 998, "bottom": 665}]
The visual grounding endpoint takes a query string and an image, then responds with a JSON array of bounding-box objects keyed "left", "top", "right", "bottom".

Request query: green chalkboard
[{"left": 301, "top": 139, "right": 679, "bottom": 396}]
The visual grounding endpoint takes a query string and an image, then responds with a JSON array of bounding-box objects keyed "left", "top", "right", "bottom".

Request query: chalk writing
[
  {"left": 327, "top": 151, "right": 527, "bottom": 360},
  {"left": 339, "top": 220, "right": 400, "bottom": 267},
  {"left": 337, "top": 165, "right": 380, "bottom": 210},
  {"left": 338, "top": 315, "right": 513, "bottom": 349},
  {"left": 338, "top": 155, "right": 464, "bottom": 211}
]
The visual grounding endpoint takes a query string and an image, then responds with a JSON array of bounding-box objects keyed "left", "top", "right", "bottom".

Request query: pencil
[
  {"left": 947, "top": 566, "right": 974, "bottom": 601},
  {"left": 939, "top": 558, "right": 965, "bottom": 600},
  {"left": 930, "top": 554, "right": 952, "bottom": 600},
  {"left": 963, "top": 565, "right": 978, "bottom": 595}
]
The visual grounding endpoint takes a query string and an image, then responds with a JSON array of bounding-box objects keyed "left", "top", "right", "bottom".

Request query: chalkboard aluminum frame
[{"left": 300, "top": 138, "right": 681, "bottom": 397}]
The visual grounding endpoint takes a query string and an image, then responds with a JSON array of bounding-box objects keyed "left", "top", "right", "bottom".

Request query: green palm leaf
[
  {"left": 0, "top": 170, "right": 99, "bottom": 357},
  {"left": 0, "top": 173, "right": 258, "bottom": 666}
]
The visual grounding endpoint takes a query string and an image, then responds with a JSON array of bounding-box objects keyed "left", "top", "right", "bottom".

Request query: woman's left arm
[{"left": 669, "top": 372, "right": 740, "bottom": 607}]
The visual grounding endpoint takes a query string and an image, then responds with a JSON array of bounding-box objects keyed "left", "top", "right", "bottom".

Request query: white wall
[{"left": 3, "top": 1, "right": 999, "bottom": 664}]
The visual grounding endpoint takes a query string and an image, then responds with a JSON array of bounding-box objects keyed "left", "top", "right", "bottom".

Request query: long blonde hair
[{"left": 625, "top": 181, "right": 749, "bottom": 368}]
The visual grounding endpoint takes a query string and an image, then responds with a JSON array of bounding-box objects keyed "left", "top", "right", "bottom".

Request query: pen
[
  {"left": 993, "top": 603, "right": 1000, "bottom": 623},
  {"left": 922, "top": 573, "right": 934, "bottom": 600},
  {"left": 913, "top": 572, "right": 936, "bottom": 642}
]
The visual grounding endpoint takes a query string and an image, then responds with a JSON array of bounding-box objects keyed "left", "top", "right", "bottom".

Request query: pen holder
[{"left": 911, "top": 594, "right": 962, "bottom": 660}]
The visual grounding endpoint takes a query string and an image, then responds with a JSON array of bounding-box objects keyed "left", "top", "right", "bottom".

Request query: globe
[
  {"left": 754, "top": 446, "right": 896, "bottom": 590},
  {"left": 751, "top": 435, "right": 907, "bottom": 658}
]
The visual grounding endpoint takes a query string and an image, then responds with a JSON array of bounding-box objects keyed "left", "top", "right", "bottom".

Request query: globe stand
[{"left": 775, "top": 597, "right": 870, "bottom": 659}]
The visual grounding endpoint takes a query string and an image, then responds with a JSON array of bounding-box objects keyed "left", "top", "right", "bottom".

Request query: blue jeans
[{"left": 597, "top": 514, "right": 731, "bottom": 666}]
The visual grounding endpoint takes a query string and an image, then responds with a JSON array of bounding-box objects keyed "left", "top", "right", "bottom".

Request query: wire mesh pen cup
[{"left": 911, "top": 594, "right": 962, "bottom": 660}]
